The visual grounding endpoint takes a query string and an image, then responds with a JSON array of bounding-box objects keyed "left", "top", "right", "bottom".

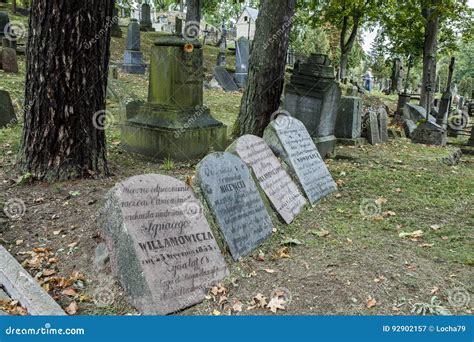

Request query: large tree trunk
[
  {"left": 235, "top": 0, "right": 296, "bottom": 137},
  {"left": 420, "top": 1, "right": 439, "bottom": 112},
  {"left": 18, "top": 0, "right": 114, "bottom": 181},
  {"left": 339, "top": 15, "right": 359, "bottom": 81}
]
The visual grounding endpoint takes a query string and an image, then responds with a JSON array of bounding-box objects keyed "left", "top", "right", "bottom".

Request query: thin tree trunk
[
  {"left": 12, "top": 0, "right": 16, "bottom": 13},
  {"left": 235, "top": 0, "right": 296, "bottom": 137},
  {"left": 18, "top": 0, "right": 114, "bottom": 181},
  {"left": 420, "top": 0, "right": 439, "bottom": 112},
  {"left": 339, "top": 15, "right": 359, "bottom": 81}
]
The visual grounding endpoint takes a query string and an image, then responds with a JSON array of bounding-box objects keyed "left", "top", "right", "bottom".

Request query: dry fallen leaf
[
  {"left": 65, "top": 301, "right": 78, "bottom": 315},
  {"left": 62, "top": 288, "right": 78, "bottom": 297},
  {"left": 367, "top": 298, "right": 377, "bottom": 309},
  {"left": 267, "top": 297, "right": 286, "bottom": 313},
  {"left": 418, "top": 243, "right": 434, "bottom": 248},
  {"left": 42, "top": 269, "right": 56, "bottom": 277},
  {"left": 430, "top": 286, "right": 439, "bottom": 294},
  {"left": 231, "top": 300, "right": 243, "bottom": 313},
  {"left": 248, "top": 293, "right": 267, "bottom": 310},
  {"left": 264, "top": 269, "right": 276, "bottom": 274},
  {"left": 430, "top": 224, "right": 441, "bottom": 230},
  {"left": 375, "top": 197, "right": 388, "bottom": 205},
  {"left": 273, "top": 246, "right": 290, "bottom": 259},
  {"left": 399, "top": 230, "right": 423, "bottom": 239},
  {"left": 212, "top": 309, "right": 221, "bottom": 316},
  {"left": 312, "top": 229, "right": 330, "bottom": 237}
]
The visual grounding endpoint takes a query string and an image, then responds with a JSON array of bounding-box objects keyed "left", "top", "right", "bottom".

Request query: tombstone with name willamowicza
[
  {"left": 227, "top": 135, "right": 306, "bottom": 224},
  {"left": 0, "top": 90, "right": 17, "bottom": 128},
  {"left": 122, "top": 19, "right": 145, "bottom": 74},
  {"left": 98, "top": 174, "right": 229, "bottom": 315},
  {"left": 234, "top": 37, "right": 250, "bottom": 88},
  {"left": 196, "top": 152, "right": 273, "bottom": 260},
  {"left": 263, "top": 114, "right": 337, "bottom": 206}
]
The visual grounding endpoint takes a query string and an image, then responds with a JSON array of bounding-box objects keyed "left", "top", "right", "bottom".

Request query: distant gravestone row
[{"left": 99, "top": 115, "right": 337, "bottom": 315}]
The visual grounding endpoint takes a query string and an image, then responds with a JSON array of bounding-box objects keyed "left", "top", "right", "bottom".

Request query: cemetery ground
[{"left": 1, "top": 33, "right": 473, "bottom": 317}]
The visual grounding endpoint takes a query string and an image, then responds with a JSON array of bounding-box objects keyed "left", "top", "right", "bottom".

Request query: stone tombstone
[
  {"left": 196, "top": 152, "right": 273, "bottom": 260},
  {"left": 377, "top": 107, "right": 389, "bottom": 142},
  {"left": 140, "top": 3, "right": 154, "bottom": 32},
  {"left": 122, "top": 19, "right": 145, "bottom": 74},
  {"left": 234, "top": 37, "right": 250, "bottom": 88},
  {"left": 363, "top": 111, "right": 381, "bottom": 145},
  {"left": 0, "top": 12, "right": 9, "bottom": 40},
  {"left": 263, "top": 115, "right": 337, "bottom": 206},
  {"left": 110, "top": 7, "right": 122, "bottom": 38},
  {"left": 0, "top": 90, "right": 17, "bottom": 128},
  {"left": 122, "top": 35, "right": 227, "bottom": 160},
  {"left": 227, "top": 135, "right": 306, "bottom": 224},
  {"left": 213, "top": 66, "right": 239, "bottom": 92},
  {"left": 98, "top": 174, "right": 229, "bottom": 315},
  {"left": 412, "top": 121, "right": 446, "bottom": 146},
  {"left": 335, "top": 96, "right": 362, "bottom": 139},
  {"left": 1, "top": 47, "right": 18, "bottom": 73},
  {"left": 283, "top": 53, "right": 341, "bottom": 158}
]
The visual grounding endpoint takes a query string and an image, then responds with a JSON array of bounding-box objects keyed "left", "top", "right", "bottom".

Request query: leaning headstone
[
  {"left": 0, "top": 90, "right": 17, "bottom": 128},
  {"left": 363, "top": 111, "right": 381, "bottom": 145},
  {"left": 98, "top": 174, "right": 229, "bottom": 315},
  {"left": 122, "top": 19, "right": 145, "bottom": 74},
  {"left": 234, "top": 37, "right": 250, "bottom": 88},
  {"left": 263, "top": 114, "right": 337, "bottom": 206},
  {"left": 213, "top": 66, "right": 239, "bottom": 92},
  {"left": 377, "top": 107, "right": 389, "bottom": 142},
  {"left": 335, "top": 96, "right": 362, "bottom": 140},
  {"left": 1, "top": 47, "right": 18, "bottom": 73},
  {"left": 412, "top": 121, "right": 446, "bottom": 146},
  {"left": 403, "top": 103, "right": 436, "bottom": 123},
  {"left": 196, "top": 152, "right": 273, "bottom": 260},
  {"left": 227, "top": 135, "right": 306, "bottom": 224}
]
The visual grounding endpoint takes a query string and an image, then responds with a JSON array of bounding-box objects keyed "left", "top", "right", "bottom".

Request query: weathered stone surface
[
  {"left": 140, "top": 3, "right": 154, "bottom": 32},
  {"left": 98, "top": 174, "right": 228, "bottom": 314},
  {"left": 1, "top": 47, "right": 18, "bottom": 73},
  {"left": 335, "top": 96, "right": 362, "bottom": 139},
  {"left": 0, "top": 246, "right": 65, "bottom": 315},
  {"left": 412, "top": 121, "right": 446, "bottom": 146},
  {"left": 403, "top": 103, "right": 436, "bottom": 123},
  {"left": 213, "top": 66, "right": 239, "bottom": 92},
  {"left": 122, "top": 19, "right": 145, "bottom": 74},
  {"left": 0, "top": 12, "right": 9, "bottom": 40},
  {"left": 377, "top": 107, "right": 389, "bottom": 142},
  {"left": 263, "top": 115, "right": 337, "bottom": 206},
  {"left": 227, "top": 135, "right": 306, "bottom": 224},
  {"left": 363, "top": 111, "right": 381, "bottom": 145},
  {"left": 196, "top": 152, "right": 273, "bottom": 260},
  {"left": 0, "top": 90, "right": 17, "bottom": 128}
]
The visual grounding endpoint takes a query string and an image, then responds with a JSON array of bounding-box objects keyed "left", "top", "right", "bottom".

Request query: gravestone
[
  {"left": 122, "top": 35, "right": 227, "bottom": 161},
  {"left": 0, "top": 12, "right": 9, "bottom": 40},
  {"left": 140, "top": 3, "right": 154, "bottom": 32},
  {"left": 403, "top": 103, "right": 437, "bottom": 123},
  {"left": 363, "top": 111, "right": 381, "bottom": 145},
  {"left": 335, "top": 96, "right": 362, "bottom": 139},
  {"left": 0, "top": 90, "right": 17, "bottom": 128},
  {"left": 283, "top": 53, "right": 341, "bottom": 158},
  {"left": 213, "top": 66, "right": 239, "bottom": 92},
  {"left": 263, "top": 115, "right": 337, "bottom": 206},
  {"left": 196, "top": 152, "right": 273, "bottom": 260},
  {"left": 99, "top": 174, "right": 228, "bottom": 314},
  {"left": 377, "top": 107, "right": 389, "bottom": 142},
  {"left": 110, "top": 8, "right": 122, "bottom": 38},
  {"left": 234, "top": 37, "right": 250, "bottom": 88},
  {"left": 122, "top": 19, "right": 145, "bottom": 74},
  {"left": 412, "top": 121, "right": 446, "bottom": 146},
  {"left": 1, "top": 47, "right": 18, "bottom": 73},
  {"left": 227, "top": 135, "right": 306, "bottom": 224}
]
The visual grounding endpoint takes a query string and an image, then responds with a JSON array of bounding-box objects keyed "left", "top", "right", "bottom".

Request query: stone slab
[
  {"left": 1, "top": 47, "right": 18, "bottom": 73},
  {"left": 0, "top": 90, "right": 17, "bottom": 128},
  {"left": 0, "top": 245, "right": 65, "bottom": 315},
  {"left": 213, "top": 66, "right": 239, "bottom": 92},
  {"left": 377, "top": 107, "right": 389, "bottom": 142},
  {"left": 335, "top": 96, "right": 362, "bottom": 139},
  {"left": 99, "top": 174, "right": 229, "bottom": 315},
  {"left": 263, "top": 115, "right": 337, "bottom": 206},
  {"left": 196, "top": 152, "right": 273, "bottom": 260},
  {"left": 363, "top": 111, "right": 381, "bottom": 145},
  {"left": 227, "top": 135, "right": 306, "bottom": 224}
]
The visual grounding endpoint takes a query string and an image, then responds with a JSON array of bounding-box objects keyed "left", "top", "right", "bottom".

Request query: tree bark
[
  {"left": 18, "top": 0, "right": 114, "bottom": 181},
  {"left": 12, "top": 0, "right": 16, "bottom": 14},
  {"left": 420, "top": 0, "right": 439, "bottom": 112},
  {"left": 235, "top": 0, "right": 296, "bottom": 137}
]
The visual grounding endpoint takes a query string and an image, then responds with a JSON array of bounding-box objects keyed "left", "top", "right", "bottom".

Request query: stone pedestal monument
[
  {"left": 122, "top": 19, "right": 145, "bottom": 74},
  {"left": 140, "top": 3, "right": 155, "bottom": 32},
  {"left": 234, "top": 37, "right": 250, "bottom": 88},
  {"left": 122, "top": 36, "right": 227, "bottom": 161},
  {"left": 283, "top": 53, "right": 341, "bottom": 158}
]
